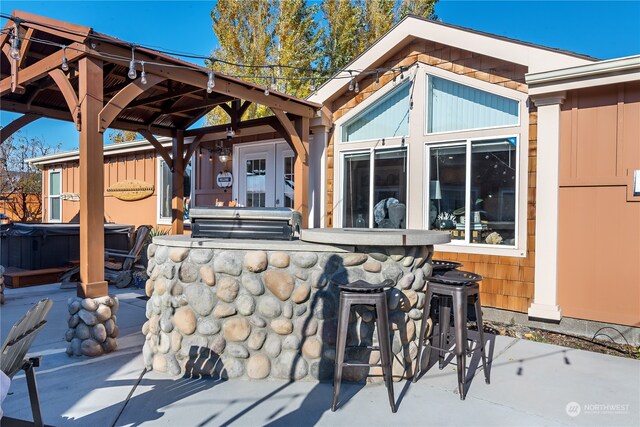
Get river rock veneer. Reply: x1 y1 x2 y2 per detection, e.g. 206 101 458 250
143 241 435 381
66 295 119 357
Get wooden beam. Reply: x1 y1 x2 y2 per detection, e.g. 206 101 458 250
48 69 80 130
164 95 235 115
238 100 252 119
16 10 92 42
77 56 107 298
17 27 34 68
127 87 203 108
182 134 204 164
271 108 308 164
184 115 279 137
0 42 86 96
0 113 40 144
98 74 166 132
109 119 174 137
138 128 173 169
171 130 185 235
293 117 310 228
218 103 233 118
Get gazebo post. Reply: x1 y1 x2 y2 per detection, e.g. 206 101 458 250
171 129 185 234
78 57 107 298
294 117 310 228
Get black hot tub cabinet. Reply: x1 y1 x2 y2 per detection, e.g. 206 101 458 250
143 228 450 381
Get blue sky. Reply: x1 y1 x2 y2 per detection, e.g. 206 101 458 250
1 0 639 151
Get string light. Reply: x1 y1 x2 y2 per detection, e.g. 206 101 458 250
310 78 316 92
9 22 21 60
354 80 360 93
271 67 277 91
140 61 147 85
375 70 380 86
348 72 354 91
206 70 215 93
128 45 137 79
61 46 69 71
264 85 270 96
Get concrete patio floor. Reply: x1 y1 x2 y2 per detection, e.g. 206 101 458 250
1 283 638 426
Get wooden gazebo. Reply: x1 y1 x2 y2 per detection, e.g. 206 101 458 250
0 11 320 299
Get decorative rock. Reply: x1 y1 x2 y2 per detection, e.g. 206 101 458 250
179 262 199 283
145 279 154 297
109 324 120 338
309 270 329 289
269 252 290 268
402 290 418 309
226 343 250 359
92 324 107 342
411 269 425 291
263 271 295 301
190 248 213 264
363 261 382 273
81 298 98 311
147 243 157 258
247 354 271 379
244 251 268 273
402 256 415 268
382 263 403 283
171 282 183 296
96 305 112 322
68 314 80 328
78 309 98 326
257 296 282 318
294 269 308 281
161 264 175 280
422 263 433 279
294 317 318 336
408 308 423 320
416 292 426 310
169 247 189 263
223 318 251 342
271 319 293 335
68 300 81 315
387 288 402 311
154 277 168 296
388 246 406 261
174 307 197 335
247 329 268 350
200 265 215 286
236 294 256 316
292 252 318 268
197 318 221 335
213 303 237 318
185 284 216 316
302 337 322 358
216 277 240 303
242 274 264 296
148 315 160 334
283 301 293 319
153 354 167 372
264 334 282 358
69 338 82 356
291 284 311 303
398 273 415 290
154 245 168 264
81 339 104 357
171 330 182 352
282 335 301 350
180 334 208 358
249 314 267 328
294 304 308 316
312 291 336 319
342 253 368 266
210 335 226 354
272 351 308 380
214 251 243 276
158 331 171 353
102 337 118 353
65 328 75 342
220 356 244 378
75 323 91 340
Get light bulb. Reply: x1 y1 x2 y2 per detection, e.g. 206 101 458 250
219 153 230 163
375 71 380 86
348 78 354 91
207 70 215 93
61 48 69 72
9 25 21 61
310 78 316 92
140 62 147 84
264 86 269 96
128 60 137 79
354 80 359 93
9 46 20 61
271 76 277 91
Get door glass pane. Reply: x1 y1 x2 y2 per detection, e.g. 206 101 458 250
246 158 266 207
470 138 517 245
343 152 370 227
283 155 294 208
373 148 407 229
160 161 172 219
429 145 466 241
50 197 61 221
49 171 61 196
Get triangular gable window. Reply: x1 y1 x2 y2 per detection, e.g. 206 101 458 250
427 76 519 133
342 81 411 142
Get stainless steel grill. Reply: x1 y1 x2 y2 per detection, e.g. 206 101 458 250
190 207 302 240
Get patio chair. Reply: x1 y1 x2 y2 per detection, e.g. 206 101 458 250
60 225 151 288
0 298 53 427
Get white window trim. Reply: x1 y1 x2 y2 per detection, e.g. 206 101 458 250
424 66 523 136
335 65 419 145
336 143 410 228
156 157 172 225
47 169 62 223
424 133 527 258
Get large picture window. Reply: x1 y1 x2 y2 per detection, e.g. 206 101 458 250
427 75 519 133
343 147 407 229
158 160 192 223
48 170 61 222
428 137 517 246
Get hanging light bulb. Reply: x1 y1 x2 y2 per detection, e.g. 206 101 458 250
140 61 147 85
400 67 405 80
127 46 137 79
9 24 21 61
209 153 213 162
354 80 360 93
206 70 215 93
375 70 380 87
226 128 235 139
264 86 270 96
348 72 354 91
271 75 277 91
310 78 316 92
61 46 69 72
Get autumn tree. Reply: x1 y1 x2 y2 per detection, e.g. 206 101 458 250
108 130 139 144
0 132 60 222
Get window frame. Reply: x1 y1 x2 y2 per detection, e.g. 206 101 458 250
47 169 62 223
156 158 173 225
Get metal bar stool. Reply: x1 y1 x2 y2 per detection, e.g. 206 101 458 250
413 271 490 400
332 279 396 413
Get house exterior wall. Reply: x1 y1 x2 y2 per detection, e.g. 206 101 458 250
325 40 536 313
41 151 159 228
557 82 640 326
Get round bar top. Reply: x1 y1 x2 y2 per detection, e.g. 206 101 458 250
300 228 451 246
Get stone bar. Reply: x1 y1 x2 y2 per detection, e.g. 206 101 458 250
143 229 450 381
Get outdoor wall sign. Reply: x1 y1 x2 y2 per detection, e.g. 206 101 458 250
106 180 154 201
61 192 80 201
216 171 233 188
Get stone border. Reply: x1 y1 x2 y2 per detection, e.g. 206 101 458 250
66 295 120 357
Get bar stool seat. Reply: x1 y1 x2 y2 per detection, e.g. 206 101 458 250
413 278 490 400
332 279 396 413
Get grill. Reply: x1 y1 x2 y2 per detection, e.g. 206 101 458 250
190 207 302 240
